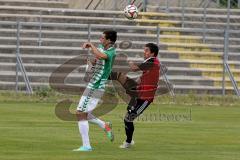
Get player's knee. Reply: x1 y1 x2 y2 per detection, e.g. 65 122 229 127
76 111 87 121
124 118 129 125
124 112 137 122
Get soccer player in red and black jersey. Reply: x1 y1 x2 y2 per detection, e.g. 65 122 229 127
110 43 161 148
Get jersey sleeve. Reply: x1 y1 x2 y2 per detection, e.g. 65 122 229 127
97 44 116 61
103 49 115 61
138 57 154 71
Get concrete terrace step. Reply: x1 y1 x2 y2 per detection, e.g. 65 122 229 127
0 69 239 88
1 20 240 38
0 80 89 88
0 0 68 8
159 58 240 68
1 12 239 29
0 80 88 91
183 21 240 30
1 28 240 46
0 80 236 95
139 12 240 26
0 59 142 73
168 75 240 81
0 13 180 26
0 53 76 64
1 55 233 70
0 5 124 17
168 75 240 86
174 85 236 94
0 28 206 40
0 45 240 64
1 54 240 78
0 28 234 43
0 44 88 55
0 5 239 25
2 59 239 74
140 12 240 21
0 37 147 48
138 19 240 29
0 70 84 83
0 37 239 52
147 5 240 15
1 62 238 83
167 67 240 77
161 42 239 52
138 19 240 30
0 29 197 42
159 50 240 61
0 44 240 63
0 62 87 73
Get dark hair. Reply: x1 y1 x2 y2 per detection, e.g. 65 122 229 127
145 43 159 57
103 30 117 44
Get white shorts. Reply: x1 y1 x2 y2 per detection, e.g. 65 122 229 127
77 88 104 112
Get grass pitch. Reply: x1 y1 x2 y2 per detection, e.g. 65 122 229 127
0 101 240 160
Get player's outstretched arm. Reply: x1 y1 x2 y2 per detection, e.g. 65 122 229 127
82 42 108 59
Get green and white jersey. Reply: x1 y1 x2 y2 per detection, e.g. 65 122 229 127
87 44 116 90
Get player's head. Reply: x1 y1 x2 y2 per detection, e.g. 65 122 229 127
100 30 117 46
144 43 159 59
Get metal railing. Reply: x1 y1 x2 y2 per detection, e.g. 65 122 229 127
225 63 240 96
147 0 239 45
38 11 43 46
222 29 240 97
15 21 33 94
217 0 240 8
156 25 175 97
94 0 103 10
86 0 94 9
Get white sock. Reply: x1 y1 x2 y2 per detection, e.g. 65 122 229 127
78 120 91 147
88 113 105 129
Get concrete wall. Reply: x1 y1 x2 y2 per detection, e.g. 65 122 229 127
64 0 141 10
64 0 218 10
64 0 85 9
147 0 217 7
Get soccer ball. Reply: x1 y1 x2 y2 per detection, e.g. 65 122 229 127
124 5 138 20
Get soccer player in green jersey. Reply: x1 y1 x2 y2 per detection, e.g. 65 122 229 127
73 30 117 152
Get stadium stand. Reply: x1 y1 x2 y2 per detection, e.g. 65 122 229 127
0 0 239 94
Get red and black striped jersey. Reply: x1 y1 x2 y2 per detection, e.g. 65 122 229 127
137 57 160 102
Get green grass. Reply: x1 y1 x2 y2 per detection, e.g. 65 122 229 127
0 101 240 160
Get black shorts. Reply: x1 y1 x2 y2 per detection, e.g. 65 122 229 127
125 98 152 122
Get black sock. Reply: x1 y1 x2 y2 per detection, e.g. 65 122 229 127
124 119 134 143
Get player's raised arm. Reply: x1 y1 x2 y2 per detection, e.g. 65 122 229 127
82 42 108 59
